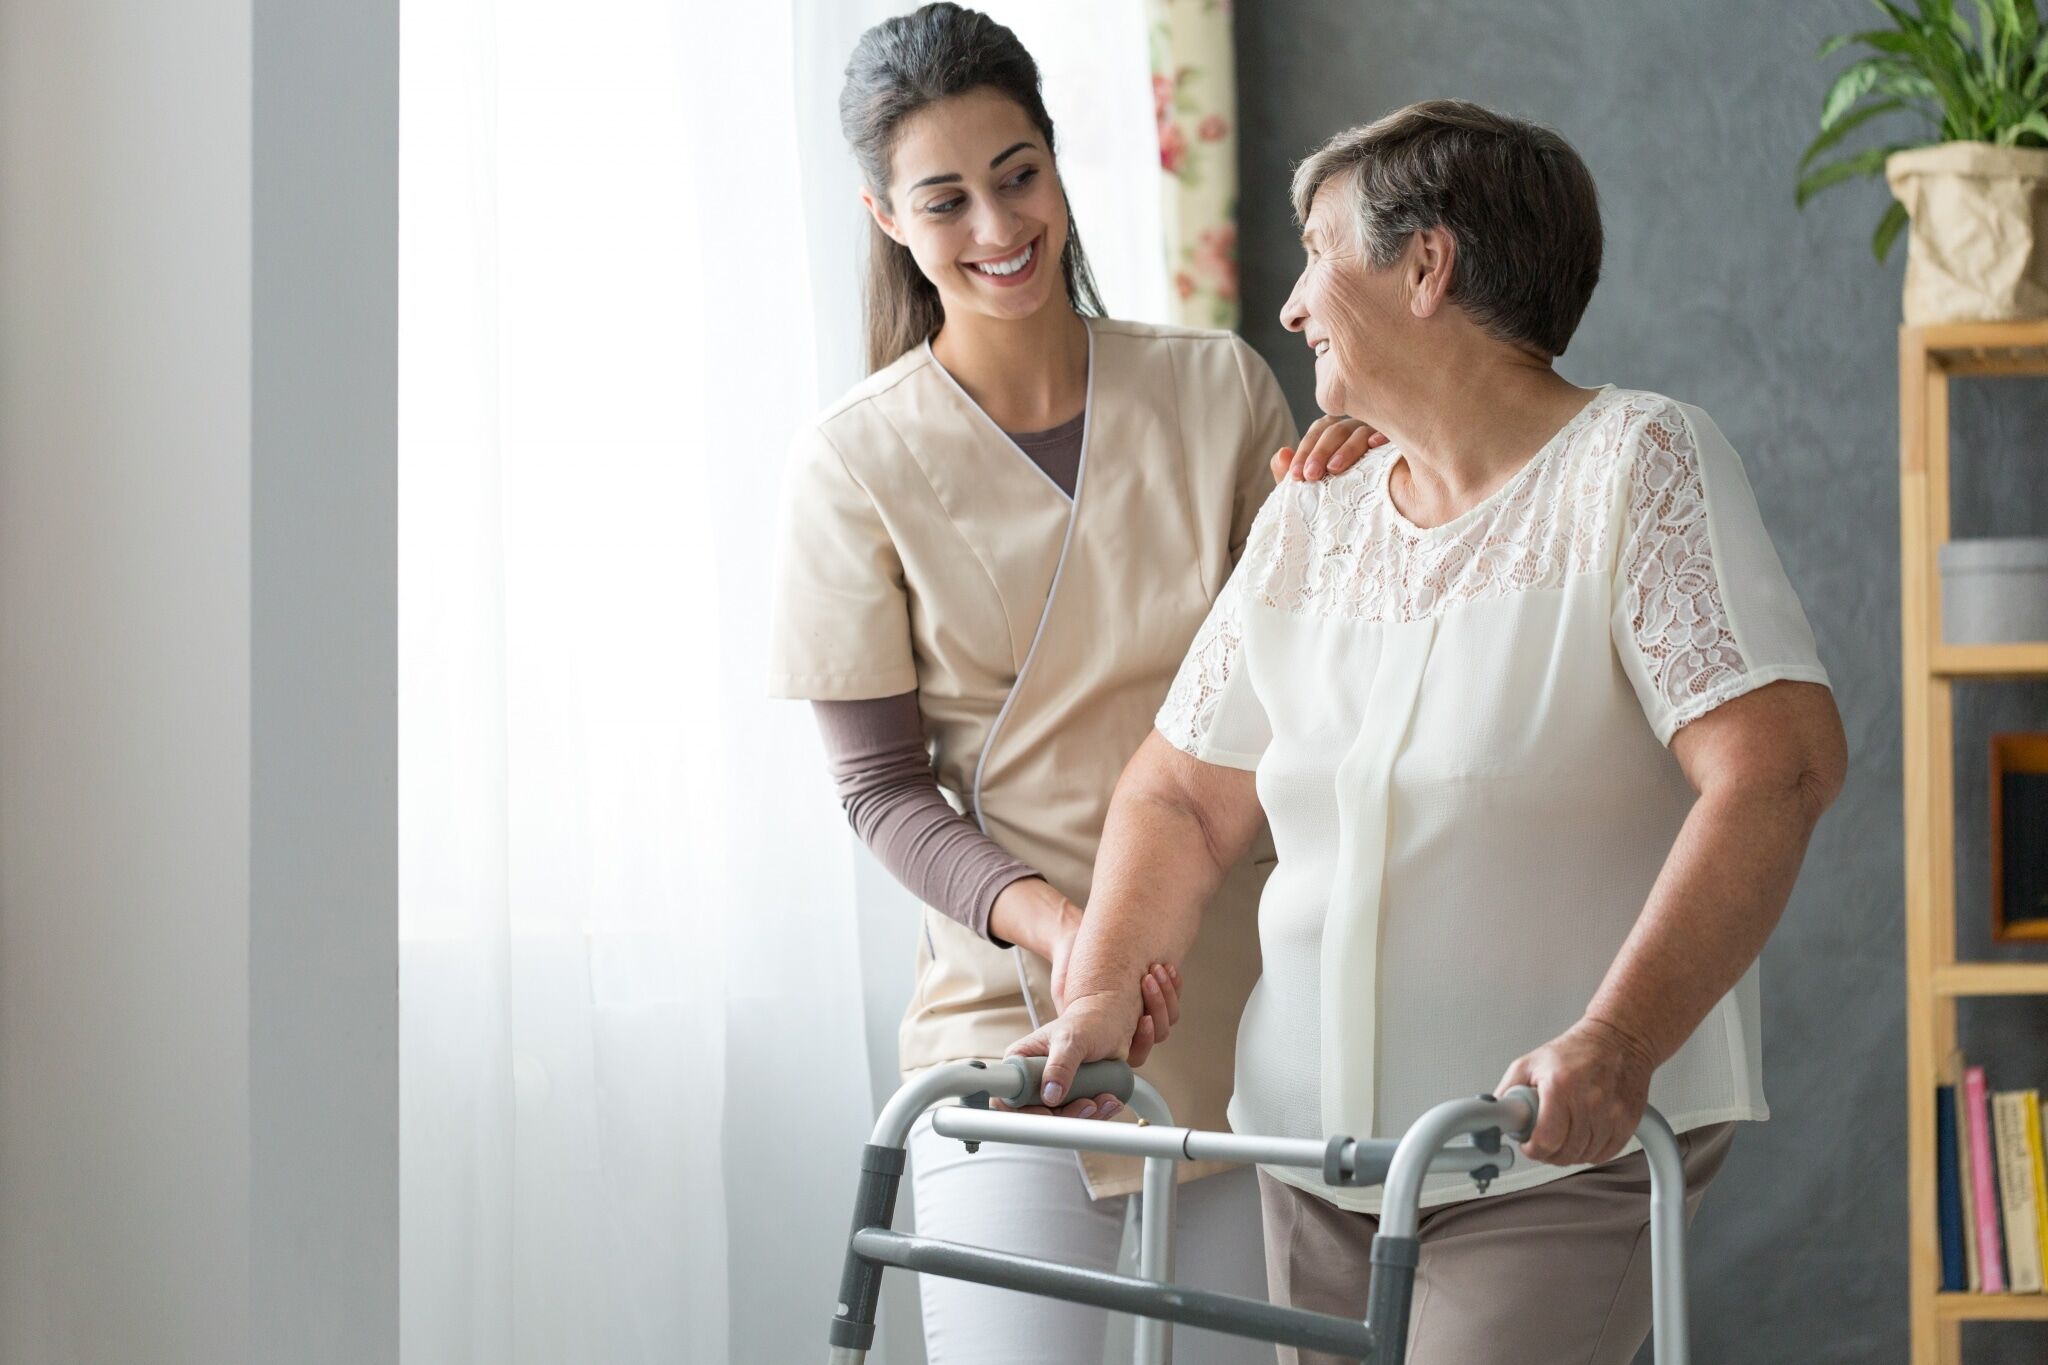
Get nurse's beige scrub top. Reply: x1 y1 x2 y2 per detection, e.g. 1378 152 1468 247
1157 388 1832 1213
768 317 1296 1197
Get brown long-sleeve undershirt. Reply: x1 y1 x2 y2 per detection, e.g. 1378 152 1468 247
811 692 1040 943
810 411 1084 944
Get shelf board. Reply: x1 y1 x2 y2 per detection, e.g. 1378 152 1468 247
1932 964 2048 996
1916 320 2048 375
1930 642 2048 679
1935 1292 2048 1321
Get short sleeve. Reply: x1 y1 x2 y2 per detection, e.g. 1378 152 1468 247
1229 338 1301 556
765 423 919 700
1155 548 1272 770
1610 401 1832 744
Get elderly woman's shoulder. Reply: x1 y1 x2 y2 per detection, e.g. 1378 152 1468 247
1250 442 1387 528
1580 388 1726 469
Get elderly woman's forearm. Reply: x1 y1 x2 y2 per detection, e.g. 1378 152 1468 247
1061 736 1263 1004
1584 774 1832 1068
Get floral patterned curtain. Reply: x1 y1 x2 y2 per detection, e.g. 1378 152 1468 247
1149 0 1239 329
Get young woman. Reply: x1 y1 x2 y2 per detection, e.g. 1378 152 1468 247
767 6 1373 1361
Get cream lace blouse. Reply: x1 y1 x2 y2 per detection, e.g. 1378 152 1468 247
1156 387 1831 1211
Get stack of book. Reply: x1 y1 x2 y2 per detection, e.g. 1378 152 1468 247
1937 1052 2048 1293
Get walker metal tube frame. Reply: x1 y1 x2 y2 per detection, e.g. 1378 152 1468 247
825 1057 1690 1365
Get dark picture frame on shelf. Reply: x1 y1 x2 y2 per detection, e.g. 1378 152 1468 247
1991 733 2048 942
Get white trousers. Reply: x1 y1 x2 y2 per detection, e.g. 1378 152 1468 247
907 1110 1270 1365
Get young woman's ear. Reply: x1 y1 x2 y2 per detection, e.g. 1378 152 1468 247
861 188 907 247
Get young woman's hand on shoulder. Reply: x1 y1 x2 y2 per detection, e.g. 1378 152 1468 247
1270 414 1386 484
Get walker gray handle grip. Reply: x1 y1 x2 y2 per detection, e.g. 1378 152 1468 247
1498 1085 1540 1143
985 1056 1135 1106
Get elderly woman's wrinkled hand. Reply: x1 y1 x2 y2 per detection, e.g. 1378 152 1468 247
1270 415 1386 484
1004 986 1141 1117
998 966 1180 1121
1494 1017 1658 1167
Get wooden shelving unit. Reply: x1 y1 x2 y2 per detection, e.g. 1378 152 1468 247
1902 321 2048 1364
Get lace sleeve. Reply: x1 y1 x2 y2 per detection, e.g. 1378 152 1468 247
1156 501 1276 769
1612 401 1829 742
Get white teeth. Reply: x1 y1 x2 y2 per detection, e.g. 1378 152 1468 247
972 242 1033 277
1314 340 1331 356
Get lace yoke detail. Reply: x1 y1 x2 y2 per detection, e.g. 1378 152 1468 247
1157 390 1758 750
1242 395 1753 716
1246 393 1630 624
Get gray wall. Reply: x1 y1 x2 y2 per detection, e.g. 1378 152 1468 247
0 2 400 1362
1235 3 2048 1362
0 3 253 1360
250 2 400 1362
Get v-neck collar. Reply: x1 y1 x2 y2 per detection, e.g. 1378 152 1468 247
923 319 1096 504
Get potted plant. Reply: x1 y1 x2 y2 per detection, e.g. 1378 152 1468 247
1798 0 2048 322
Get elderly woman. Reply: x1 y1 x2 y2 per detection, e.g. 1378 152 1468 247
1011 100 1847 1365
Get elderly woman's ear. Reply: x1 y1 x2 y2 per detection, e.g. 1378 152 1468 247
1271 414 1389 483
1405 226 1458 319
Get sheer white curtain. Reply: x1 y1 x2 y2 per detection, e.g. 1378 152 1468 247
399 3 1161 1363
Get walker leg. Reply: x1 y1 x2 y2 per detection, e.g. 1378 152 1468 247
1129 1078 1179 1365
1363 1234 1417 1364
1133 1154 1177 1365
825 1143 907 1364
1637 1109 1689 1365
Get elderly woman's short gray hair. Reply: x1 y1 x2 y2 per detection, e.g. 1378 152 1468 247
1291 99 1602 358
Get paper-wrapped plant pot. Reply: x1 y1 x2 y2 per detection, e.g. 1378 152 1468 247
1887 143 2048 324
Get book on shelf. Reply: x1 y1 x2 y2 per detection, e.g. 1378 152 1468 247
1938 1082 1967 1291
1993 1091 2042 1291
2029 1097 2048 1288
1935 1054 2048 1294
1965 1066 2008 1292
1945 1051 1982 1290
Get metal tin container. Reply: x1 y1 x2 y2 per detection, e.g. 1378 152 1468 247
1939 537 2048 643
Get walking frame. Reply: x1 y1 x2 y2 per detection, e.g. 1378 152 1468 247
826 1057 1692 1364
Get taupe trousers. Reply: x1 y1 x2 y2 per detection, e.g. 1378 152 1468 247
1257 1122 1737 1365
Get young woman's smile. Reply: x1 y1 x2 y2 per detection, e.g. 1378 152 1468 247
961 232 1042 288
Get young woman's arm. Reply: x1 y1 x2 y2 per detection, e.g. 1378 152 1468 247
814 694 1181 1069
814 692 1047 946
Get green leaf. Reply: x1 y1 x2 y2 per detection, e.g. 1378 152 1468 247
1872 200 1912 259
2026 29 2048 97
1796 144 1905 206
1875 70 1944 107
1801 97 1912 167
2000 109 2048 142
1941 0 1975 43
1820 57 1893 128
1821 27 1919 57
1972 0 2001 63
1817 0 2048 154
